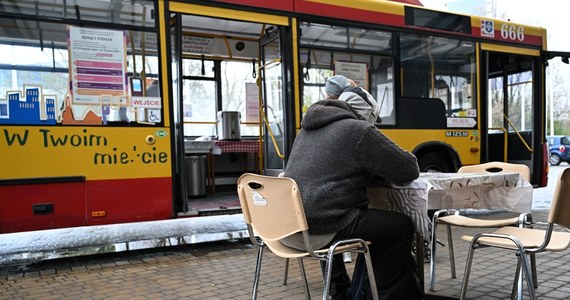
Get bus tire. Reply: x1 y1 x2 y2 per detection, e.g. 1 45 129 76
418 153 452 173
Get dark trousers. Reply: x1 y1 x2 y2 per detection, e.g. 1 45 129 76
325 209 424 300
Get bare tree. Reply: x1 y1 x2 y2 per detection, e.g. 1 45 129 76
547 61 570 135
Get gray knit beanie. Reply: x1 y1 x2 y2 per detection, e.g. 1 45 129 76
325 75 352 98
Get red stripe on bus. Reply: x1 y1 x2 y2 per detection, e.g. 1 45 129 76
294 1 405 26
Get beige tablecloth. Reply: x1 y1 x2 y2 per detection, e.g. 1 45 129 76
368 172 533 240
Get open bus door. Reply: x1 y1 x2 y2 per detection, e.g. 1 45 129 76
168 12 187 213
481 45 545 186
259 26 295 176
164 3 293 216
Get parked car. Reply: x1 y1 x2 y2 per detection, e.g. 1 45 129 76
547 135 570 165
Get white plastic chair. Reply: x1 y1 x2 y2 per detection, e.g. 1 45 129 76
237 173 378 300
429 162 533 291
460 167 570 299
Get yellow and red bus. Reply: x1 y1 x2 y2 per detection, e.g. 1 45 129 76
0 0 563 233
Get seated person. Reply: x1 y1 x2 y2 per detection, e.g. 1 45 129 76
284 84 423 299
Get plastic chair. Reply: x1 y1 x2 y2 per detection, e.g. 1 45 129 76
429 161 533 291
237 173 379 300
459 167 570 300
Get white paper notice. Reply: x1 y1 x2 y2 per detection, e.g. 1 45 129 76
69 27 127 105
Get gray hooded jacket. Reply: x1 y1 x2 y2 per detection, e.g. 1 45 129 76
284 100 419 234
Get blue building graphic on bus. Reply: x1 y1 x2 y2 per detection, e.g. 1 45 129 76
0 86 57 125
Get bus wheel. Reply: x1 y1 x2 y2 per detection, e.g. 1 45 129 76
418 153 451 173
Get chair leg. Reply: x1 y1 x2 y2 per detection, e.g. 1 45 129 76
446 225 456 279
459 241 476 300
519 252 536 300
511 251 537 300
362 249 379 300
521 214 538 290
282 258 289 285
252 245 265 300
429 219 439 291
530 253 538 288
322 252 335 300
284 257 310 300
514 252 538 291
430 210 452 291
297 258 311 300
511 258 522 300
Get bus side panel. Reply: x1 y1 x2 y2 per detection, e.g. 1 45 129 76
0 125 173 233
0 181 86 233
85 177 172 226
0 177 172 233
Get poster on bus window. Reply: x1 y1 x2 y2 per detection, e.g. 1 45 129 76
245 83 259 122
68 27 127 106
334 61 369 91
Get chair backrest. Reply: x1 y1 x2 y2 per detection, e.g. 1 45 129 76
458 161 530 182
548 167 570 228
237 173 308 242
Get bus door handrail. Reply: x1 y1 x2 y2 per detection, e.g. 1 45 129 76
504 114 534 152
258 58 282 70
259 107 285 160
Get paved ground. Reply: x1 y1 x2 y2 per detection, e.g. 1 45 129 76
1 210 570 299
